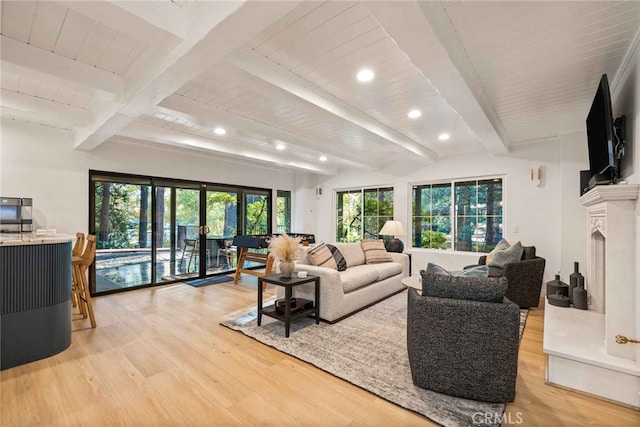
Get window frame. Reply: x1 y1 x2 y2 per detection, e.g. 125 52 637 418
335 185 394 242
409 176 505 254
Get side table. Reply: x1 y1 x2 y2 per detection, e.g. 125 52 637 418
257 273 320 338
401 275 421 291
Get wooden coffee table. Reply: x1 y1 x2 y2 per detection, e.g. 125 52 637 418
257 273 320 338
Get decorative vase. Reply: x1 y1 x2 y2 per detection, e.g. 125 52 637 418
546 274 569 300
573 282 588 310
548 289 570 307
569 262 584 305
279 260 295 278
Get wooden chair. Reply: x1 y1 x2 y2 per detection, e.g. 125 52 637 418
72 234 97 328
70 233 85 308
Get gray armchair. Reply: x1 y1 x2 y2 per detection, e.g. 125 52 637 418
407 273 521 403
477 246 546 308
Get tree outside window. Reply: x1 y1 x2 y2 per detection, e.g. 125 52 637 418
337 187 394 242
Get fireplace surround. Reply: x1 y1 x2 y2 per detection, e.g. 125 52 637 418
544 184 639 408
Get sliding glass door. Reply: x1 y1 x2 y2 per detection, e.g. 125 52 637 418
204 187 238 274
90 171 272 295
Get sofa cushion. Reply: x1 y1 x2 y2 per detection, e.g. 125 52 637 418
373 262 403 281
307 242 338 270
489 241 523 268
327 244 347 272
420 271 508 303
335 242 366 267
361 240 392 264
426 262 489 278
340 265 380 293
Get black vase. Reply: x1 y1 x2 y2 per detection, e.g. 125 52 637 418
573 283 588 310
546 274 569 299
569 262 584 304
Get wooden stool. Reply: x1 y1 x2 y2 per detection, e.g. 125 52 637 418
72 234 96 328
70 232 85 308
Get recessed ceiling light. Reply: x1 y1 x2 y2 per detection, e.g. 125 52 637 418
438 133 450 141
214 127 226 135
408 109 422 119
356 69 374 82
319 155 327 162
276 143 285 151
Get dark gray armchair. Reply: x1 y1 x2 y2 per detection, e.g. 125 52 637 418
477 246 546 308
407 273 521 403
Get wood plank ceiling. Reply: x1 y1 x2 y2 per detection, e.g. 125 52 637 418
1 1 639 175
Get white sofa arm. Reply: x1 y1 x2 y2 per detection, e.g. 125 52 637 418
388 252 410 277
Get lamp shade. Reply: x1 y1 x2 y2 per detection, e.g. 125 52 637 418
379 220 406 236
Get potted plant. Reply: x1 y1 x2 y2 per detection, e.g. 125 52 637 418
268 232 301 278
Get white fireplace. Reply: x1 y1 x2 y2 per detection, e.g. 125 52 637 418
544 184 640 408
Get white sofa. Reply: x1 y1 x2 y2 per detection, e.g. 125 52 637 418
276 242 409 322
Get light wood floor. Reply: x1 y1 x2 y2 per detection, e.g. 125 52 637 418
2 277 639 426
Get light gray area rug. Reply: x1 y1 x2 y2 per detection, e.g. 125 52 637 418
221 291 528 427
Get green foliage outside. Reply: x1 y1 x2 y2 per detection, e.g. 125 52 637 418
96 182 142 249
421 230 448 249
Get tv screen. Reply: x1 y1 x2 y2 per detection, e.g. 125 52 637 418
586 74 615 177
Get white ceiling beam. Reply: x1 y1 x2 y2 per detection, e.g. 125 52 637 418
120 121 338 176
1 89 92 127
57 1 183 47
364 1 509 155
158 94 375 171
227 48 438 162
1 36 124 96
73 1 303 152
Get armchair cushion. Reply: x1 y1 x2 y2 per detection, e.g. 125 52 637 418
420 271 508 303
427 262 488 278
486 238 510 264
488 241 523 268
522 245 536 260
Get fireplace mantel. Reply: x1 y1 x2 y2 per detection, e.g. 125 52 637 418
580 183 639 206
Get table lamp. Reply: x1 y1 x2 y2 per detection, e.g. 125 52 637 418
379 220 406 253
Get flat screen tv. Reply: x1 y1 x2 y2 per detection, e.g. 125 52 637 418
586 74 616 178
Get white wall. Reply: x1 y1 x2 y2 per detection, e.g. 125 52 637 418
610 34 640 362
312 142 566 281
0 120 296 235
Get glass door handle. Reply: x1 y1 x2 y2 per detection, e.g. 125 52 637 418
199 225 210 235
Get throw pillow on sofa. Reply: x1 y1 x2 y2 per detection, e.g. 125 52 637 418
326 244 347 271
489 241 523 268
420 270 508 303
426 262 489 278
307 242 338 270
360 240 392 264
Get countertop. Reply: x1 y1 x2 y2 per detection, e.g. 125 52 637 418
0 233 74 246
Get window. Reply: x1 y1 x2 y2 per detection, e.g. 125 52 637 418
276 190 291 233
244 190 270 235
412 178 503 253
336 187 393 242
